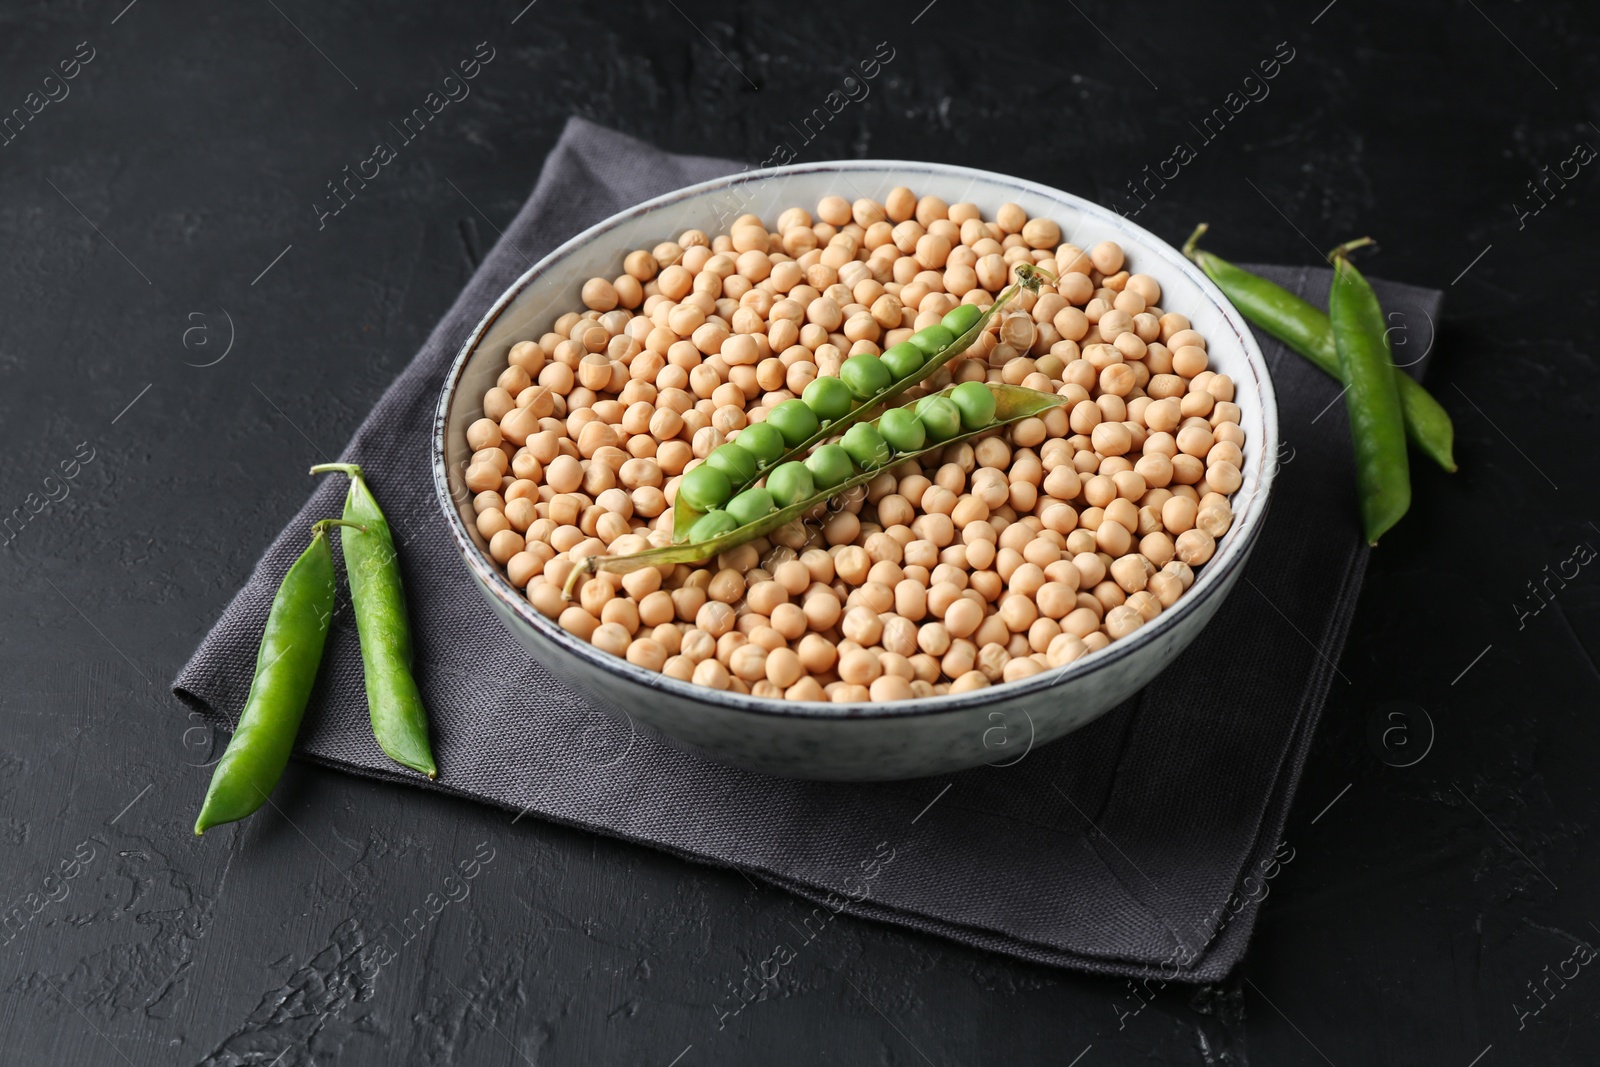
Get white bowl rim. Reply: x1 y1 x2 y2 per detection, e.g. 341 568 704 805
433 158 1279 722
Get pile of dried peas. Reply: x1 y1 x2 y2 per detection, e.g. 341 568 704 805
464 191 1246 703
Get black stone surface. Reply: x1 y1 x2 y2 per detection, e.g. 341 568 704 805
1 1 1596 1063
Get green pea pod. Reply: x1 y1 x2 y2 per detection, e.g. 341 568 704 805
567 383 1069 594
1183 224 1455 472
310 463 438 778
670 265 1055 542
195 519 357 834
1328 240 1411 545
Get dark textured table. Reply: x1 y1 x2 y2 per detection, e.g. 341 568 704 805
3 1 1596 1063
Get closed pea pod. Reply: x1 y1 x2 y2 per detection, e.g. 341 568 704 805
1326 240 1411 544
194 519 360 833
310 464 438 777
1183 224 1455 472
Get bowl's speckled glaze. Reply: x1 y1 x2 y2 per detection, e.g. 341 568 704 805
433 161 1278 780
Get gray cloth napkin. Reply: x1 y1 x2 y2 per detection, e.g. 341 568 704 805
175 116 1442 981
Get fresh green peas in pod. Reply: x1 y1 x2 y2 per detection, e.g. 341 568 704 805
765 461 814 507
766 398 820 447
309 466 435 779
726 487 777 526
802 375 855 423
840 353 893 400
909 325 956 363
949 380 997 430
678 463 733 511
706 443 759 483
688 508 739 542
841 422 892 470
881 341 925 381
917 394 963 442
735 420 786 465
941 303 983 336
878 406 927 453
806 443 855 490
194 519 349 833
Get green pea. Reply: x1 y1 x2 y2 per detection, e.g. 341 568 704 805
678 463 732 511
766 399 820 447
878 407 926 454
688 509 739 543
909 325 956 362
705 443 758 483
841 423 891 470
765 461 814 507
726 487 776 527
949 380 997 430
941 303 982 336
839 353 892 400
917 395 962 442
805 443 855 490
735 421 785 465
881 342 924 382
802 375 854 423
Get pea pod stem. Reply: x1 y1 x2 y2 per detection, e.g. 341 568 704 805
1182 223 1456 472
194 519 343 835
1328 239 1412 545
670 265 1054 541
313 518 368 536
566 383 1069 598
310 463 439 779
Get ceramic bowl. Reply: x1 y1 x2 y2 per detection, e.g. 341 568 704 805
434 160 1278 781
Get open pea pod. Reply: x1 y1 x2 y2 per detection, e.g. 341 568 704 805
564 383 1068 597
670 264 1054 542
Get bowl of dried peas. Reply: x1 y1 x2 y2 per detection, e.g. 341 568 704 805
433 161 1279 780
